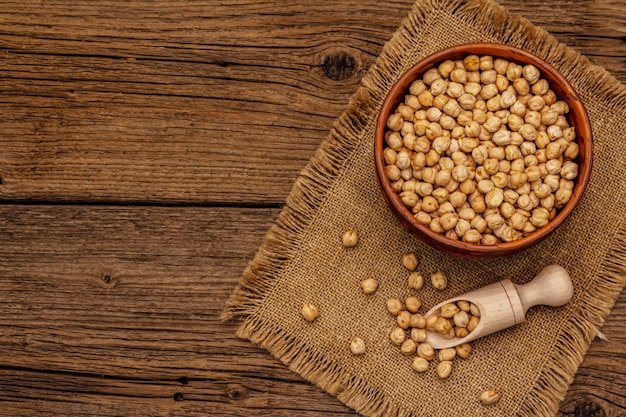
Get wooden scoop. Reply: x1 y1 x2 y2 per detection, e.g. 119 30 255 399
424 264 574 349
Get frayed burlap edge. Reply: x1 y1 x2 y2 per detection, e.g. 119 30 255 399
223 0 626 416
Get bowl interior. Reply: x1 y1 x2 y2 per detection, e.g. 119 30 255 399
374 43 593 258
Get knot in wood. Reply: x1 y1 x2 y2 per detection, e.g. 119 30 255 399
227 384 247 400
323 51 356 81
98 273 119 288
574 401 605 417
91 271 120 289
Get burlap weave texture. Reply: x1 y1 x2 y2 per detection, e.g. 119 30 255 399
225 0 626 416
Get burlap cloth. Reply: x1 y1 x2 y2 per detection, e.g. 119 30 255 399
224 0 626 415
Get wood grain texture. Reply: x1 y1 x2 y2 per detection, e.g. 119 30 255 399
0 206 624 416
0 0 624 416
0 0 624 204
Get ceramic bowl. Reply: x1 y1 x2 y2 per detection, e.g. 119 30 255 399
374 43 593 259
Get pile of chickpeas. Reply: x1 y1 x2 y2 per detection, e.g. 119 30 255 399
385 252 476 379
382 54 579 244
303 233 500 404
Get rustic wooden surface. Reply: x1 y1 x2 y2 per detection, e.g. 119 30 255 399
0 1 624 416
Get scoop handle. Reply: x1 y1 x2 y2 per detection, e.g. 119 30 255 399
516 264 574 315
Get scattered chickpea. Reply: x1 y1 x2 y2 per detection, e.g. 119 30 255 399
410 314 427 329
437 360 453 379
417 342 435 360
390 327 406 345
360 278 379 295
411 327 427 343
350 337 366 355
402 252 419 271
439 348 457 361
301 303 320 322
480 389 500 405
405 296 422 313
412 356 430 372
408 272 425 290
400 339 418 355
386 298 404 315
455 343 472 359
431 271 448 290
426 314 439 330
397 311 412 329
342 230 359 247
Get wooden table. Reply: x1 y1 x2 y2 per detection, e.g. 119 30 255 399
1 1 624 416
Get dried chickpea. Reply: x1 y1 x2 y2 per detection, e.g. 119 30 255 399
469 303 481 317
464 55 480 71
423 68 441 85
480 55 494 71
360 278 379 295
532 79 550 95
410 328 427 345
421 196 439 213
467 315 480 333
456 326 469 338
350 337 366 355
561 161 578 180
409 80 427 96
480 389 500 405
456 300 470 312
386 113 403 131
400 339 417 355
390 327 406 345
415 211 431 225
412 356 430 372
439 212 459 231
450 68 468 84
455 218 472 238
410 314 427 330
471 216 488 233
417 342 435 360
408 272 425 290
495 74 509 92
437 360 453 379
481 234 498 245
400 191 419 207
433 317 453 336
429 218 444 234
431 271 448 290
439 348 457 362
455 342 472 359
342 230 359 247
386 299 404 315
440 302 460 318
397 311 412 329
405 296 422 313
451 311 469 331
301 303 320 322
402 252 419 271
426 314 439 331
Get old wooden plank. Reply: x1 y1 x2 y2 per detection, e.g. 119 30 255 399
0 0 623 204
0 205 623 416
